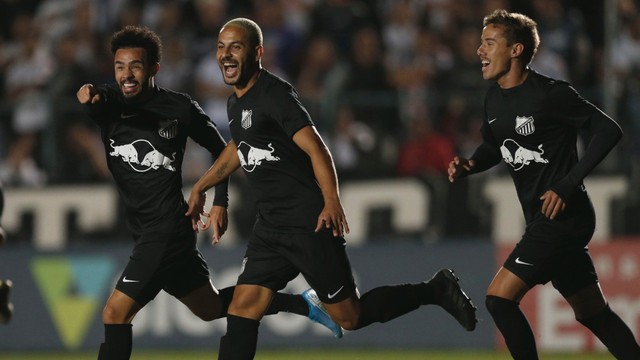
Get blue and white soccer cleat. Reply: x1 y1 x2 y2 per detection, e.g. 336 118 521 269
302 288 343 338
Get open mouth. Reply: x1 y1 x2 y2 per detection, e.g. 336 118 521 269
223 61 239 78
481 59 490 71
121 81 139 94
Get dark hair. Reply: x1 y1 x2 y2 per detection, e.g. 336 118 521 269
483 9 540 67
223 18 263 48
110 25 162 64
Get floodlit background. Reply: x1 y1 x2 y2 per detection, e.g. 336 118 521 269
0 0 638 358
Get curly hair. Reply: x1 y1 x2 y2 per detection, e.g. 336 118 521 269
483 9 540 67
110 25 163 65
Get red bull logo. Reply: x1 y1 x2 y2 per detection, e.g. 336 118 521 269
236 141 280 172
500 139 549 171
109 139 176 172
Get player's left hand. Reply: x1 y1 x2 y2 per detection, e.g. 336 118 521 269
315 199 350 237
540 190 566 220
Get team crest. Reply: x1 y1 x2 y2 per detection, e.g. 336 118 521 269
515 116 535 136
158 119 178 139
241 109 252 129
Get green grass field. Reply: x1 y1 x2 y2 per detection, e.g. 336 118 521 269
0 349 615 360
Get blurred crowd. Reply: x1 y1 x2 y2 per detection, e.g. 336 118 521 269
0 0 637 189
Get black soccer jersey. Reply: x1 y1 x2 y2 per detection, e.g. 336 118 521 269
227 70 324 232
88 84 228 234
471 70 621 224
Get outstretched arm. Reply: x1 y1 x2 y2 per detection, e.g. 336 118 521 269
186 140 240 244
292 125 349 237
448 156 476 183
76 84 102 105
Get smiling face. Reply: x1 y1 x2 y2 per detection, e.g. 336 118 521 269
477 23 530 89
114 47 157 102
217 24 262 94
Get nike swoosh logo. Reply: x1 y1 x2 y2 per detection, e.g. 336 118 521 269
120 113 136 119
488 118 497 124
327 286 344 299
515 257 534 266
122 276 140 283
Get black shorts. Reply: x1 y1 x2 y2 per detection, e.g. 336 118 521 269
115 221 210 306
504 214 598 298
237 225 356 304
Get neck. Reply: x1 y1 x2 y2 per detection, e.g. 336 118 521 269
497 67 529 89
234 68 262 98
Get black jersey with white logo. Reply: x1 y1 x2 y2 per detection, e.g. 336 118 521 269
227 70 323 232
473 70 621 223
88 84 227 234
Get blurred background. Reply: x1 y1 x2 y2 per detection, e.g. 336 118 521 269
0 0 639 356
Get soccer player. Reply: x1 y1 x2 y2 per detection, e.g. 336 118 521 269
76 25 341 360
186 18 477 359
0 183 13 325
448 9 640 359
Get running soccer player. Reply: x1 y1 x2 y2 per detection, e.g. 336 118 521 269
187 18 477 360
448 9 640 359
77 25 341 360
0 183 12 325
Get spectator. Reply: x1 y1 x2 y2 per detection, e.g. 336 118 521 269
0 25 53 187
323 104 376 178
397 106 454 177
295 35 347 130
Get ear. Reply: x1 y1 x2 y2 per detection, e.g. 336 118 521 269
151 63 160 76
255 45 263 62
511 43 524 58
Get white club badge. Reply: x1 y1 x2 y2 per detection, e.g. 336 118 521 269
515 116 535 136
241 109 252 129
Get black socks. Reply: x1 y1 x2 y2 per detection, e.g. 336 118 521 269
267 293 308 316
578 305 640 359
354 284 421 329
218 314 259 360
97 324 133 360
218 286 309 317
485 295 538 360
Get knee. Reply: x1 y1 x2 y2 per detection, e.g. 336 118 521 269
334 316 359 331
576 304 611 325
191 308 219 322
102 303 128 324
485 295 514 316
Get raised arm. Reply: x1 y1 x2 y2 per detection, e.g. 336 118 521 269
76 83 102 104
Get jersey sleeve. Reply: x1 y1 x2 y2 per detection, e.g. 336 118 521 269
466 99 502 177
547 83 623 200
186 99 229 207
547 82 595 128
269 83 314 137
84 84 118 126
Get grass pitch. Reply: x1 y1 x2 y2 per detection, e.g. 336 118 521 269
0 349 614 360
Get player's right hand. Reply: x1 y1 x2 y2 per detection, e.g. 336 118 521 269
186 190 206 232
76 84 101 104
448 156 475 183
